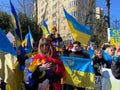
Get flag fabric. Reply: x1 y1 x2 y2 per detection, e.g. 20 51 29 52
28 54 65 89
0 28 16 56
61 56 95 89
63 8 91 46
18 45 26 59
0 28 18 90
22 26 34 54
10 0 22 41
41 21 50 37
54 42 62 52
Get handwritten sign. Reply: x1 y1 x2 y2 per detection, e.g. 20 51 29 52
109 29 120 45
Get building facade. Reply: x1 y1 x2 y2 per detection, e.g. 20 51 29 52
96 7 104 19
33 0 96 43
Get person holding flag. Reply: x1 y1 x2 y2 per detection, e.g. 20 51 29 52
10 0 22 41
47 25 63 54
0 28 17 90
27 37 65 90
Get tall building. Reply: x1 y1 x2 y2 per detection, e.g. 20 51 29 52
33 0 96 43
96 7 104 19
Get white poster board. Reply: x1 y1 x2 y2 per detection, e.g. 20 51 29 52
6 31 15 43
102 68 120 90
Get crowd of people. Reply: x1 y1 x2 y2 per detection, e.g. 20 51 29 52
0 25 120 90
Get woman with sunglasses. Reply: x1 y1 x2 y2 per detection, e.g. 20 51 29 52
27 37 65 90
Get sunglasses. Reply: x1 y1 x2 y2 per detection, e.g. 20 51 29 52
41 43 49 47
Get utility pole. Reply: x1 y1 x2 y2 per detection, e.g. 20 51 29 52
106 0 110 28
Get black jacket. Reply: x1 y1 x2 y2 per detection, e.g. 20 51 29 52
92 57 108 76
111 57 120 79
63 50 90 58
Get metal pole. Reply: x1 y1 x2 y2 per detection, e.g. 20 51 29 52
35 0 38 31
106 0 110 28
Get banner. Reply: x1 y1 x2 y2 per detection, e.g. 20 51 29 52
102 68 120 90
61 56 95 89
6 31 15 44
108 29 120 45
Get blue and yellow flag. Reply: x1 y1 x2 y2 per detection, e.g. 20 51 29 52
0 28 18 90
0 28 16 56
41 21 50 37
63 8 91 46
10 0 22 41
22 26 34 54
61 56 95 89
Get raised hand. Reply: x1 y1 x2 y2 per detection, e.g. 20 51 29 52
39 62 52 71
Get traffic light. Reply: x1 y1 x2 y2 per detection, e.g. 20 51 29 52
104 15 108 22
104 15 110 27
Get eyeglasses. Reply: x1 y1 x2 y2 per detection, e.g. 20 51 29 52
41 43 49 47
73 45 79 47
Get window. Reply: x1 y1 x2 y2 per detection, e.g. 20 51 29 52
52 3 57 9
71 11 81 17
41 1 44 6
78 12 81 17
52 21 56 25
45 18 48 22
52 12 57 17
41 8 44 12
64 26 66 30
41 15 43 19
69 1 80 7
81 3 85 9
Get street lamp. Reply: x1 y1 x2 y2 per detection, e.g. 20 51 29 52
106 0 110 28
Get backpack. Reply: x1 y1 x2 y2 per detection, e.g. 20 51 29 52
111 57 120 79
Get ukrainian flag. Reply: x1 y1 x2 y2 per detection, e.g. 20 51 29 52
63 8 91 46
10 0 22 41
22 26 34 54
61 56 95 89
41 21 50 37
0 28 18 90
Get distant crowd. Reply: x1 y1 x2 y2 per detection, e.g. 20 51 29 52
0 25 120 90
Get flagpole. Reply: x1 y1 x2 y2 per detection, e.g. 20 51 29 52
19 22 23 41
10 14 18 49
14 29 19 49
10 0 23 49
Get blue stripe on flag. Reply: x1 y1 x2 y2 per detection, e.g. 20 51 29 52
10 0 22 41
0 28 17 56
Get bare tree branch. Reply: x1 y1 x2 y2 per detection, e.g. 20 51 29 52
85 0 95 25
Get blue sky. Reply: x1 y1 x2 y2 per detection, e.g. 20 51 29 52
0 0 17 13
0 0 120 27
